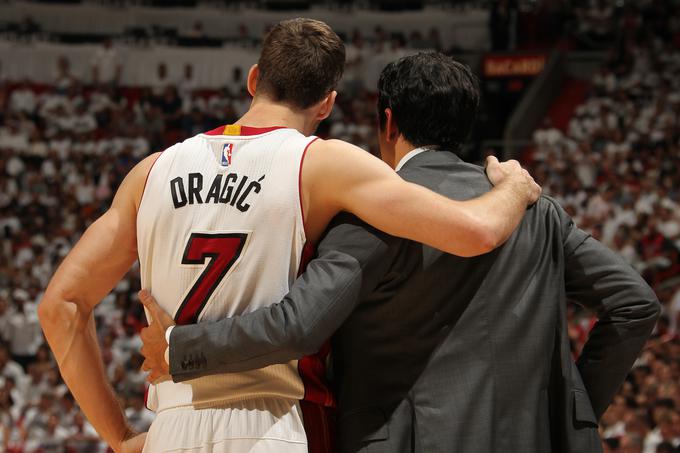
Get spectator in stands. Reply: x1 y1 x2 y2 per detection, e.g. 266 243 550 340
227 67 243 97
90 39 122 86
8 79 36 114
4 291 42 370
0 299 10 342
426 27 443 51
186 20 206 39
66 411 100 451
0 386 14 451
18 16 40 40
178 63 198 100
236 23 251 46
54 56 77 93
27 412 69 452
125 392 154 433
343 30 368 97
150 62 172 97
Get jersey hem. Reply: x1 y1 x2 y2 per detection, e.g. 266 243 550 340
153 393 305 414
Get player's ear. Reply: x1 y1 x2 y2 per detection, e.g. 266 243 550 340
246 64 259 97
316 91 337 121
384 108 399 143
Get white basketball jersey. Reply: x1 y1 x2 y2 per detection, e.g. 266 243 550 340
137 124 329 412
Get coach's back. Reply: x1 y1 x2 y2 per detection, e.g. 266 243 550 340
333 149 658 453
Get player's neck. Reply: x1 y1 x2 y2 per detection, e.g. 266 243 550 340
237 100 316 136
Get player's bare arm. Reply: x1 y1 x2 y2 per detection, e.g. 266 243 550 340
38 153 160 453
301 139 540 257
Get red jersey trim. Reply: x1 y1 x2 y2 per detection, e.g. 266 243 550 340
203 124 287 136
300 400 336 453
299 136 319 241
139 152 162 207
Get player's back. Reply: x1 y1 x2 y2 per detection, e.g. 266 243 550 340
137 124 317 414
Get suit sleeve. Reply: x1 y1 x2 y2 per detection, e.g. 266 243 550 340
549 197 661 419
168 213 397 382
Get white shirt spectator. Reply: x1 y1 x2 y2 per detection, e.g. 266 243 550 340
14 246 34 269
72 112 97 134
658 218 680 239
0 359 24 386
9 86 37 113
586 193 611 221
0 129 30 153
636 192 658 215
91 44 122 84
0 302 13 343
179 71 199 100
112 331 142 364
75 180 96 205
150 69 172 97
6 302 42 357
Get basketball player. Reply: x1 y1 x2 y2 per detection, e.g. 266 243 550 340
38 19 540 453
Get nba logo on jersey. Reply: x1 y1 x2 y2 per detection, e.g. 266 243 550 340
221 143 234 166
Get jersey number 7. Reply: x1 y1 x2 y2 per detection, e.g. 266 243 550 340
174 232 248 325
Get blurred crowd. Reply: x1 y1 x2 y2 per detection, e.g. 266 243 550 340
570 0 680 51
1 4 680 452
531 7 680 453
0 71 156 451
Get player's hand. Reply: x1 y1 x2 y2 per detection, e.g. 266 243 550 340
139 290 174 383
485 156 541 205
117 431 146 453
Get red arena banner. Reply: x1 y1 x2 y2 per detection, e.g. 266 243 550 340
483 54 547 78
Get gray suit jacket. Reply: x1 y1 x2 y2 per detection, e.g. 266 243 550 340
169 151 660 453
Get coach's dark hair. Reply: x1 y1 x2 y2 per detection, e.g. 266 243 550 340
377 52 479 152
257 18 345 110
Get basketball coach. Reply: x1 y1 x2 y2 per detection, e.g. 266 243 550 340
140 52 661 453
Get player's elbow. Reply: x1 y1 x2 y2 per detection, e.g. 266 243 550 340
461 216 502 257
38 294 61 333
38 290 86 336
478 229 503 255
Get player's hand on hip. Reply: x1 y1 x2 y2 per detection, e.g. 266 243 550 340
139 290 174 383
485 155 542 205
117 431 147 453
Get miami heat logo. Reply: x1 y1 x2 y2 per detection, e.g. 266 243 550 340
221 143 234 167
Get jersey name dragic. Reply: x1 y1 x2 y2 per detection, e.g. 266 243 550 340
169 171 262 211
137 125 318 412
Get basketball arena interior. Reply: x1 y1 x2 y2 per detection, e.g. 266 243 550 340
0 0 679 452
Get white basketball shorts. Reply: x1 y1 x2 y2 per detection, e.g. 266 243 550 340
143 397 308 453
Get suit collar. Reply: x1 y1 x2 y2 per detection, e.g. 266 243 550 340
397 149 464 172
395 147 435 172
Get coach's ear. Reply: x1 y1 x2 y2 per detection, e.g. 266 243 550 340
316 90 337 121
383 107 399 144
247 64 259 97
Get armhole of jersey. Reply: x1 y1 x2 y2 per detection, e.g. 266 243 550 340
138 152 163 212
298 136 319 241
